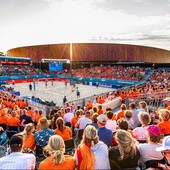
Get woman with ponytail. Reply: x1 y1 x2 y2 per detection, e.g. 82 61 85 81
74 125 110 170
21 123 36 151
55 117 72 141
39 135 75 170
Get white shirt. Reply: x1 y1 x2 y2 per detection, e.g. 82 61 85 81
105 120 117 132
76 116 92 129
138 143 163 163
91 141 111 170
64 112 74 124
0 152 35 170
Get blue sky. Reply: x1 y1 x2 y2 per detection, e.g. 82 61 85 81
0 0 170 53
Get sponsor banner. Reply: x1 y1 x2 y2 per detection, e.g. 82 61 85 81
0 61 30 65
91 82 122 89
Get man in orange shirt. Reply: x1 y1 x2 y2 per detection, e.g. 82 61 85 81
19 99 26 109
85 100 93 111
7 111 20 126
27 106 35 120
35 110 43 124
0 112 9 125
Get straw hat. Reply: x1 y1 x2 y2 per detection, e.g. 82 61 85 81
37 117 50 129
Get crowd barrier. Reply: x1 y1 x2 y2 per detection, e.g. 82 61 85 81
93 97 122 113
125 91 170 111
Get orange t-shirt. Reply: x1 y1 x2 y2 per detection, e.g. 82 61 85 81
39 155 75 170
35 114 43 123
55 126 72 141
157 121 170 135
0 115 8 125
11 102 16 109
19 101 26 109
116 110 125 120
23 133 36 150
98 109 103 115
27 110 35 119
70 116 80 127
7 117 20 126
167 105 170 111
86 103 93 110
111 115 117 121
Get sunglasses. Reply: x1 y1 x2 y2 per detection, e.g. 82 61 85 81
161 150 170 156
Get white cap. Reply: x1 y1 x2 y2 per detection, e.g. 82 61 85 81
156 135 170 152
163 97 170 101
97 114 107 124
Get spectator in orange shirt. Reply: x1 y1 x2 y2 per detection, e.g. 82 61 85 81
55 117 72 141
27 106 35 120
21 123 36 151
0 112 9 125
70 110 81 128
0 107 8 116
86 100 93 111
19 99 26 109
97 105 103 115
157 109 170 135
13 105 21 117
116 104 127 120
39 135 75 170
35 110 43 124
10 99 16 109
98 96 105 104
15 98 20 107
7 111 20 126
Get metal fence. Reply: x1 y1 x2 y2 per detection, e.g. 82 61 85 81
125 91 170 111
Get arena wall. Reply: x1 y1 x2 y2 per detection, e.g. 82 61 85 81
7 43 170 63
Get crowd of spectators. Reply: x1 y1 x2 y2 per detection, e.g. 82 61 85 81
1 86 170 169
0 64 43 76
62 65 150 81
1 64 170 169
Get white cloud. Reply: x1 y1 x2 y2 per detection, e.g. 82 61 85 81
0 0 170 53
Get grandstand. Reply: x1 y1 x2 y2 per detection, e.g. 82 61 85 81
1 43 170 169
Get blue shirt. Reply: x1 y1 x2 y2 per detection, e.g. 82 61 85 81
34 128 55 146
97 127 113 147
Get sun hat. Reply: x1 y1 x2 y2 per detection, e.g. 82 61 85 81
156 135 170 152
37 117 50 129
97 114 107 124
147 125 162 137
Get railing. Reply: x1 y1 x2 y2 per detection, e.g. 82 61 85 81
125 91 170 110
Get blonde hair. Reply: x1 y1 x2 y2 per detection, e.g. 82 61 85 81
22 123 35 139
138 111 151 125
139 101 148 112
82 125 99 147
158 109 170 121
43 135 65 165
115 129 137 160
38 117 50 129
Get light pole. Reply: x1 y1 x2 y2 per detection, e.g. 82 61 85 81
70 43 73 69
